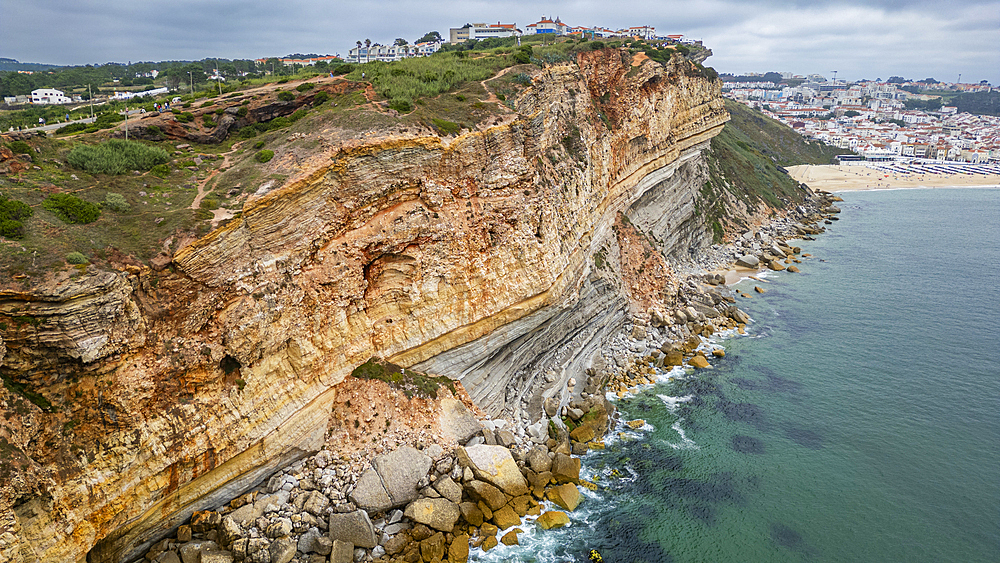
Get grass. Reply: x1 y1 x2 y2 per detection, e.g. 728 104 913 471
350 357 456 399
345 51 512 106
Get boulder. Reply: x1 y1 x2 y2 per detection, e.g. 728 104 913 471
383 535 408 556
349 468 392 512
768 260 786 271
374 446 432 507
492 504 521 529
190 511 221 533
300 490 329 516
569 425 594 443
433 476 464 503
420 533 446 563
458 502 484 526
754 286 767 294
500 529 521 545
537 511 570 530
689 355 710 369
735 255 760 269
548 484 581 511
448 534 470 563
550 453 580 484
328 510 378 548
457 445 529 497
265 518 292 538
787 265 800 273
329 540 353 563
440 398 483 443
267 538 295 563
297 529 331 555
155 552 181 563
526 446 552 473
218 516 243 549
481 535 498 552
179 541 219 563
496 429 518 449
464 480 507 511
403 498 461 532
690 302 720 319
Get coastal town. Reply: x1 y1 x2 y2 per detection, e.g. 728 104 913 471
723 74 1000 165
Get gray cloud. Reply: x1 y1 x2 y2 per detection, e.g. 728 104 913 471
1 0 997 84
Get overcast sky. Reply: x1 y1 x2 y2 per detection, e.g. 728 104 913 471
2 0 998 84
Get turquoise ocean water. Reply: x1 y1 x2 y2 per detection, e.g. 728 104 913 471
472 188 1000 563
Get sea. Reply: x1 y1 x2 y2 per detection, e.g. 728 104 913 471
470 187 1000 563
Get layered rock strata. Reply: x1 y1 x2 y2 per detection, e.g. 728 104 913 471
0 50 728 563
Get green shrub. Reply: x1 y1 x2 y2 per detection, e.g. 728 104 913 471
145 125 163 137
199 198 219 210
215 108 225 115
431 118 461 136
237 126 258 139
150 163 170 178
203 117 217 128
236 106 249 117
267 116 291 130
200 101 214 108
103 193 130 213
333 64 354 75
178 160 197 168
255 149 274 163
43 193 101 224
7 141 32 155
94 112 124 128
296 83 315 92
589 41 604 50
55 122 90 135
254 140 265 149
65 252 88 264
0 194 32 239
289 108 307 122
277 78 289 84
512 47 532 64
388 99 413 113
277 91 295 101
176 112 194 123
312 91 330 106
67 139 170 175
455 94 466 102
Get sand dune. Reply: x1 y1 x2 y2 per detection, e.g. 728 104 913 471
787 164 1000 192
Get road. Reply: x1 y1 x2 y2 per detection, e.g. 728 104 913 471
12 109 145 134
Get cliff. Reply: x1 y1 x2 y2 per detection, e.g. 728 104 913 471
0 49 728 563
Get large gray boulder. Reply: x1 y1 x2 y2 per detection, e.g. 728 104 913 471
374 446 432 506
404 498 461 532
457 444 529 497
735 255 760 269
350 468 393 512
328 510 379 548
439 398 483 443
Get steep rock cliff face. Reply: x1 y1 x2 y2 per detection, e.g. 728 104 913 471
0 50 726 563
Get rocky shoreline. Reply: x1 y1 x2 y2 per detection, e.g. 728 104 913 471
136 190 843 563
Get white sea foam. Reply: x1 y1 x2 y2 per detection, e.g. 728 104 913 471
666 420 699 450
657 393 693 412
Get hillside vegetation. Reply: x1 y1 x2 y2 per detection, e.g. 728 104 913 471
697 99 851 240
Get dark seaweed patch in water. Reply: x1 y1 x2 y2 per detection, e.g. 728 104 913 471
771 522 808 553
731 377 761 390
592 508 673 563
785 426 824 449
677 376 724 397
663 475 745 506
687 503 716 525
717 400 768 430
731 434 766 454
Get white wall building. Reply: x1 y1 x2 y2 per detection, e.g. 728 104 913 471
347 41 441 64
449 23 520 43
112 87 169 101
525 17 569 35
30 88 72 104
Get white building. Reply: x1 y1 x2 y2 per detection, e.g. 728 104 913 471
347 41 441 64
525 17 569 35
30 88 72 104
450 23 520 43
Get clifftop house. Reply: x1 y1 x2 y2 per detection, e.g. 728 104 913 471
30 88 71 105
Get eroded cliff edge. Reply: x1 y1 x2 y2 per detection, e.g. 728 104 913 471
0 50 728 563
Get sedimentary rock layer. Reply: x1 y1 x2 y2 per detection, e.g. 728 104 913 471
0 50 726 563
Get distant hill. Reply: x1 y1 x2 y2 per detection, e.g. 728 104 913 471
0 58 60 72
953 91 1000 117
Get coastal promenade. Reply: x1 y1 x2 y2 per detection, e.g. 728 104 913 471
787 163 1000 191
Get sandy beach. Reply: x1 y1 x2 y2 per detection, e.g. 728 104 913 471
787 164 1000 192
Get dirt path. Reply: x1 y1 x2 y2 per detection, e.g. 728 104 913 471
189 144 240 210
479 66 520 105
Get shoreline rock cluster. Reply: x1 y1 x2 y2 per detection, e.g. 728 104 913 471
139 394 614 563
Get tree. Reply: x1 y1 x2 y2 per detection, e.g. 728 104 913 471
394 38 408 46
887 76 906 83
416 31 442 44
365 39 371 63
